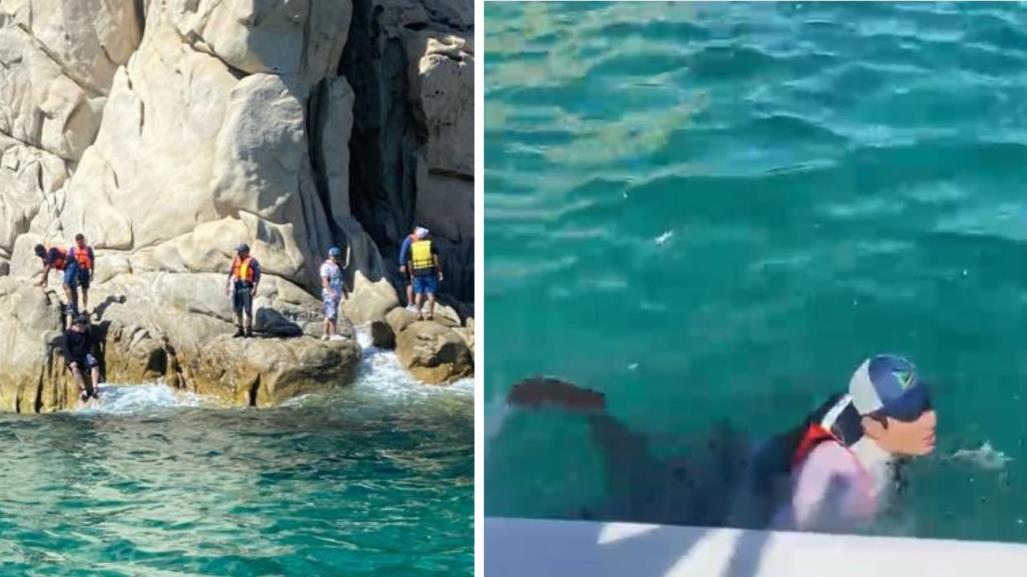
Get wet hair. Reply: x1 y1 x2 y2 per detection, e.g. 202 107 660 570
73 314 89 326
865 411 890 429
75 233 84 242
34 244 46 256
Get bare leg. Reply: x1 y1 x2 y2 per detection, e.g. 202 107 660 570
415 293 424 320
71 366 87 399
406 283 414 308
427 293 436 320
81 288 89 312
90 366 101 398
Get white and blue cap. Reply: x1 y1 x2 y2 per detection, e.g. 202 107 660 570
849 354 932 421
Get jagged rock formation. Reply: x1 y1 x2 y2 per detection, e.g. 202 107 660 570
343 0 474 302
0 0 474 411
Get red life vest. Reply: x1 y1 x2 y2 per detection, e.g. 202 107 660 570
70 245 93 270
232 256 255 283
791 395 875 504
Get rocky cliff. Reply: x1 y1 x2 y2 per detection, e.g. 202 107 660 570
0 0 474 411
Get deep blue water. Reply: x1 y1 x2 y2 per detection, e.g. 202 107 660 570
486 1 1027 543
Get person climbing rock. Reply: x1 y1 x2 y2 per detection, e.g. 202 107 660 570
61 314 101 402
34 243 75 307
65 234 95 316
320 245 350 341
407 227 443 321
226 243 261 338
398 226 425 312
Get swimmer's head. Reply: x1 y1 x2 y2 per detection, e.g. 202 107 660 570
849 355 936 456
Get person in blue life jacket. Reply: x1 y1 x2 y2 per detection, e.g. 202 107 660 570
504 354 937 532
405 227 443 321
65 234 96 316
399 226 426 312
225 244 261 338
320 245 351 340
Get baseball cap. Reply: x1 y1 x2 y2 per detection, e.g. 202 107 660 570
328 246 342 257
849 354 932 422
235 243 250 253
414 226 429 239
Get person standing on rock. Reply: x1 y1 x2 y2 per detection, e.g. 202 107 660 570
320 245 350 340
407 227 443 321
226 243 261 338
65 234 96 316
34 243 75 310
399 226 427 312
62 314 101 402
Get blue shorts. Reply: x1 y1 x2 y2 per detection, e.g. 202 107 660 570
412 274 438 295
63 264 77 287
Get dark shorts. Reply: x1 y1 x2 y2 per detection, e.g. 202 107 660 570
64 265 91 289
412 274 438 295
233 283 254 315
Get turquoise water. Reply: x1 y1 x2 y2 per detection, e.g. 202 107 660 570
0 333 473 576
485 1 1027 542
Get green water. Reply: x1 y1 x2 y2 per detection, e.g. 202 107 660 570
485 1 1027 542
0 336 473 576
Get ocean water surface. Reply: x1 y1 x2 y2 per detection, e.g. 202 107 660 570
0 330 473 576
485 1 1027 542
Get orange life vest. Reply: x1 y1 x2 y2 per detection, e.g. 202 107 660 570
232 256 255 283
70 245 93 270
46 246 68 271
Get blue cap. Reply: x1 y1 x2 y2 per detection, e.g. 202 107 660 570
236 243 250 253
849 354 932 421
328 246 342 257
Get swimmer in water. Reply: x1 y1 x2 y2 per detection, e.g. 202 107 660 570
771 354 936 532
505 354 937 532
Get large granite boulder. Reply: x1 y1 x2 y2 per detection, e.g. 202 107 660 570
0 0 476 408
395 320 472 384
0 272 362 413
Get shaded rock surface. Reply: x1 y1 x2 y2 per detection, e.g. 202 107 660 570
0 0 474 409
342 0 474 303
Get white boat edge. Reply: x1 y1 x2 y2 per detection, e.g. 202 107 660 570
485 517 1027 577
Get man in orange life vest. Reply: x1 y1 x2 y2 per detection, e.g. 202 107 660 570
66 233 96 315
226 243 261 338
34 243 76 308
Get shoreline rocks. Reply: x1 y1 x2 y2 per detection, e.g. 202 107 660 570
0 0 475 409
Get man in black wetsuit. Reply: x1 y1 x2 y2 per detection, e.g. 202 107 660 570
62 314 101 402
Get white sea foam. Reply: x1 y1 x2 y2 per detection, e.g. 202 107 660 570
73 382 205 415
946 442 1012 471
69 325 471 414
